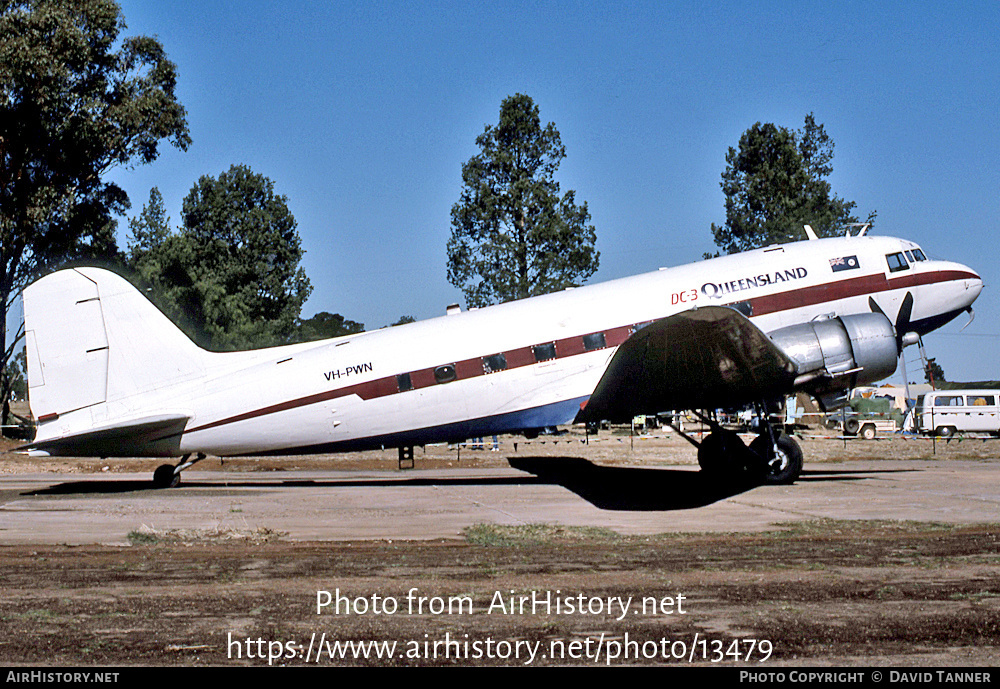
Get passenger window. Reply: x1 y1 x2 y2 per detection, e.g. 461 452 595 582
583 332 606 351
396 372 413 392
482 353 507 373
934 396 962 406
434 364 457 384
532 343 556 362
886 252 909 272
969 396 994 406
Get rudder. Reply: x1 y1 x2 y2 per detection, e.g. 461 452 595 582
23 268 206 424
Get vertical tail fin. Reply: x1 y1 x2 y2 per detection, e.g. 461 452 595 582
22 268 204 454
23 269 110 420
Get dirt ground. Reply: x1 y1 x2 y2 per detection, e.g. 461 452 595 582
1 427 999 667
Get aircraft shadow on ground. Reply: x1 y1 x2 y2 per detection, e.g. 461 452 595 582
506 457 917 511
22 459 917 511
508 456 762 510
21 474 540 497
796 468 919 481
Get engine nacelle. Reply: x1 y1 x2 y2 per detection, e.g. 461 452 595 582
768 313 899 410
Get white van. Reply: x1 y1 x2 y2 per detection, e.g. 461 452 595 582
912 390 1000 437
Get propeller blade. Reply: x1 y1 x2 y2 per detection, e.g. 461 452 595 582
899 351 911 404
870 293 914 354
868 296 886 317
896 291 913 334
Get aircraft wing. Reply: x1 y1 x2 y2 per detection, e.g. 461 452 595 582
578 306 799 422
19 414 190 458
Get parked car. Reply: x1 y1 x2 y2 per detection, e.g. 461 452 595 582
911 390 1000 438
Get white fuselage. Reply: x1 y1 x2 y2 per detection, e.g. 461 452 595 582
30 234 983 456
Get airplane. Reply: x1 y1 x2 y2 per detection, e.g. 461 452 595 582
18 227 982 488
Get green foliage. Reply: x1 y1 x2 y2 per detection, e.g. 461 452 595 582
127 166 313 351
711 113 873 254
463 522 620 546
8 349 27 401
937 380 1000 390
447 94 599 307
924 357 946 384
126 530 160 545
290 311 365 343
127 187 171 256
0 0 189 429
0 0 189 277
126 187 203 339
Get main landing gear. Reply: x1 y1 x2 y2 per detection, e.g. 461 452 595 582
152 453 207 489
745 432 803 485
673 407 803 485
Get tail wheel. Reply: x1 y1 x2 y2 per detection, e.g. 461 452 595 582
749 434 803 485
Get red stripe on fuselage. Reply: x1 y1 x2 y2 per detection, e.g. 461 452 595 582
750 269 975 316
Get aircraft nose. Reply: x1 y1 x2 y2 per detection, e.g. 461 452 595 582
963 265 984 304
930 260 983 316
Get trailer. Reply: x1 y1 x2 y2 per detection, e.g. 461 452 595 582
825 395 902 438
826 414 898 439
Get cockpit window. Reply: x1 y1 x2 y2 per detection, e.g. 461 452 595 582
904 250 915 263
912 248 927 261
886 252 909 272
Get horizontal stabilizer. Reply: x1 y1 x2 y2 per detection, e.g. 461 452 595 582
19 414 190 458
579 306 798 422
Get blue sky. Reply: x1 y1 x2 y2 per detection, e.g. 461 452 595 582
108 0 999 383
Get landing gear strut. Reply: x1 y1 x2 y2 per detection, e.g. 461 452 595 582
748 433 802 484
676 407 803 485
152 453 207 489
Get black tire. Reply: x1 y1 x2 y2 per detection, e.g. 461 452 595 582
152 464 180 489
844 418 860 435
749 434 803 485
697 431 745 477
936 426 956 439
860 424 877 440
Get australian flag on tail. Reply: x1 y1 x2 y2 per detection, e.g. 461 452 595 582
830 255 860 272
